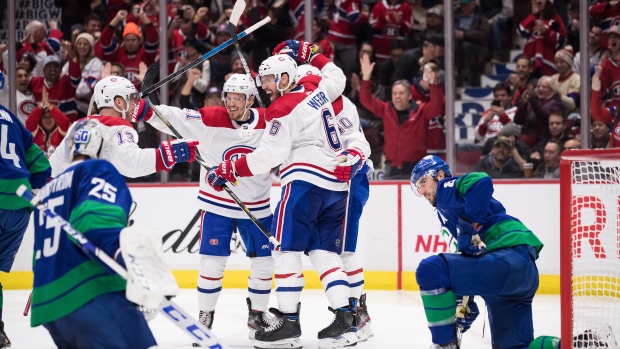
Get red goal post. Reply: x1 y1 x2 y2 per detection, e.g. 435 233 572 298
560 149 620 349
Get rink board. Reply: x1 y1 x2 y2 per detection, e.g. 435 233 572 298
3 180 570 292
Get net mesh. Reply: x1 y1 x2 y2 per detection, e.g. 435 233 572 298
570 161 620 348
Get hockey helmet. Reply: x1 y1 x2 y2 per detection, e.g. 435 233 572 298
295 64 321 83
93 76 139 114
410 155 452 193
67 119 104 162
257 54 297 93
222 73 258 101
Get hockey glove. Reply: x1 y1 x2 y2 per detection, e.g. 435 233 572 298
206 160 238 191
455 297 479 333
334 148 365 181
272 40 319 63
456 218 487 257
158 139 199 169
130 98 153 123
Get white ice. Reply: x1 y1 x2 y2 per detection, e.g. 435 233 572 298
3 289 561 348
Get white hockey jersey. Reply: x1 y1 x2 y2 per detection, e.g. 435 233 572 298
234 55 366 192
50 115 163 178
332 95 371 159
147 105 272 219
0 71 36 125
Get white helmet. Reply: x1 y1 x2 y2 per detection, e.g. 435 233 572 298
93 76 138 114
222 73 258 101
257 54 297 94
67 119 104 162
295 64 321 83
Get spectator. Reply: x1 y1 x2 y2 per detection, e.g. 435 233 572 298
572 23 603 74
325 0 362 83
18 52 37 75
393 34 444 86
454 0 489 87
480 122 530 172
20 20 64 77
172 38 211 109
179 68 203 110
565 0 580 52
0 67 36 125
168 6 210 76
84 13 102 36
369 0 413 62
514 76 563 149
533 140 561 178
247 3 289 73
411 58 444 102
25 87 71 158
204 85 224 107
591 120 611 149
589 0 620 52
473 136 523 178
98 9 158 90
313 17 334 62
28 55 81 122
209 23 235 87
110 62 126 77
409 5 443 49
474 83 516 143
591 64 620 148
507 56 539 107
62 33 103 118
349 42 379 102
598 25 620 108
480 0 514 63
531 111 571 162
54 0 92 40
359 54 445 179
548 45 580 114
378 40 406 90
517 0 567 77
127 0 161 28
563 138 581 150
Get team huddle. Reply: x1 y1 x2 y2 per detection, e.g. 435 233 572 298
0 36 613 349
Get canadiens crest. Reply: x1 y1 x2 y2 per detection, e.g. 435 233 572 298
222 145 255 162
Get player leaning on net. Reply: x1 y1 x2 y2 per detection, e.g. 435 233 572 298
130 74 275 340
30 119 163 348
0 90 51 348
410 155 607 349
297 64 374 342
207 40 368 349
49 76 199 178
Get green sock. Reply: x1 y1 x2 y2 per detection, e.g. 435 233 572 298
420 288 457 327
529 336 561 349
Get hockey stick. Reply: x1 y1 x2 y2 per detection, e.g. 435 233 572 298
140 68 280 249
15 185 228 349
140 16 271 98
23 293 32 316
227 0 265 108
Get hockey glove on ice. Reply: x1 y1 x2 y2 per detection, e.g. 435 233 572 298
206 160 238 191
272 40 319 63
455 297 479 333
130 98 153 123
158 139 199 169
334 148 365 181
456 218 487 257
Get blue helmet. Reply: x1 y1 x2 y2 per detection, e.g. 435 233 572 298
410 155 451 188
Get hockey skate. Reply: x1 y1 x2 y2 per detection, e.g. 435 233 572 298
247 297 277 340
0 321 10 348
317 298 358 349
192 310 215 347
254 303 302 349
355 294 374 342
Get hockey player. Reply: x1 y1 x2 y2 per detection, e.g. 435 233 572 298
297 64 374 342
49 76 199 178
30 119 158 348
207 40 368 349
130 73 275 340
0 95 51 348
411 155 564 349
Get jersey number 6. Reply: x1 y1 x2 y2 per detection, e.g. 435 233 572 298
320 108 342 152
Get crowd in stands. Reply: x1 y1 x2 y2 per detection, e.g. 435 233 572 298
0 0 617 181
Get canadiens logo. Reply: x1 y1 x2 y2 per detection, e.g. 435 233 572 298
222 145 254 162
19 100 36 116
278 56 285 61
209 238 218 245
110 77 117 82
612 81 620 99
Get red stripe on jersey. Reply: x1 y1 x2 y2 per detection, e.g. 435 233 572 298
198 190 270 205
200 275 223 281
275 184 291 248
320 267 340 280
346 268 364 276
265 92 311 122
275 273 296 279
332 96 344 115
199 106 268 129
259 277 273 281
86 115 134 128
280 162 335 176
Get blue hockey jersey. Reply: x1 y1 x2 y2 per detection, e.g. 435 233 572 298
0 104 50 210
31 159 132 326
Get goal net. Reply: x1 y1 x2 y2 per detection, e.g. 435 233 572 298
560 149 620 349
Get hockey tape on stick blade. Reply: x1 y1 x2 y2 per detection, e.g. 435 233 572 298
15 185 229 349
140 16 271 98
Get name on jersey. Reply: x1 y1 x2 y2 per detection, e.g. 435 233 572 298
307 91 329 110
38 170 74 201
0 109 13 123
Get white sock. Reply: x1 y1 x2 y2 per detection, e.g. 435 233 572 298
197 255 227 312
341 252 364 300
272 251 304 314
248 256 274 312
309 249 349 309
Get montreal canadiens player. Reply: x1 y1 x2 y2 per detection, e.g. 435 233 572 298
0 77 51 348
30 119 159 348
207 40 368 349
297 64 374 342
130 73 275 340
49 76 199 178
